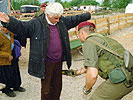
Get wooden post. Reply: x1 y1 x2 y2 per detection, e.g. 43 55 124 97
94 19 97 33
10 2 17 16
118 15 120 30
132 14 133 25
103 11 104 18
125 14 128 26
8 0 11 15
107 17 110 35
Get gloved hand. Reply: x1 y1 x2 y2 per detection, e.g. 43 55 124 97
83 86 92 95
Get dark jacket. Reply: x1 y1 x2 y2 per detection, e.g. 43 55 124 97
3 12 91 79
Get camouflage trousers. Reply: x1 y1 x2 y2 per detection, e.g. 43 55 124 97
89 80 133 100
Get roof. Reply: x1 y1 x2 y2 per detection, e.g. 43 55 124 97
125 3 133 13
21 5 39 8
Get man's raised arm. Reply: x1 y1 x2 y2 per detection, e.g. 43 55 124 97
0 12 10 23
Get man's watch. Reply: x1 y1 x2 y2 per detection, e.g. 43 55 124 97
83 86 92 95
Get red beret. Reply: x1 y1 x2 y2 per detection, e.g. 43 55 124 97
40 3 47 7
78 21 95 31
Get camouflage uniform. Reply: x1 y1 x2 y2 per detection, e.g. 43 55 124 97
82 34 133 100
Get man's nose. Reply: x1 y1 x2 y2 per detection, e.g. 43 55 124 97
56 19 59 22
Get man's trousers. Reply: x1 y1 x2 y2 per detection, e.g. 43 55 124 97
41 61 62 100
89 79 133 100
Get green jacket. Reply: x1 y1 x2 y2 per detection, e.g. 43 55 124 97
34 11 42 18
83 33 125 79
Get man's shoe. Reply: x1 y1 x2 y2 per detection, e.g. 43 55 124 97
3 89 16 97
13 87 26 92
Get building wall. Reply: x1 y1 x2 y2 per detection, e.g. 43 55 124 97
0 0 9 15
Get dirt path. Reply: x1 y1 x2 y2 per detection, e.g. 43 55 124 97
0 26 133 100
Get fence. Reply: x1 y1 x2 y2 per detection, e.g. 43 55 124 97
96 13 133 34
69 13 133 49
18 13 35 20
63 10 87 16
19 11 86 20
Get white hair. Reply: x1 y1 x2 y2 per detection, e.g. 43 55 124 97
45 2 64 17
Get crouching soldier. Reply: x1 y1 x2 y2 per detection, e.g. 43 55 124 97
64 21 133 100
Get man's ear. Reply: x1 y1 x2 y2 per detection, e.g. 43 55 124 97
81 31 85 36
47 14 50 18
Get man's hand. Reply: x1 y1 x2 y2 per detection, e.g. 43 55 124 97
9 55 13 61
0 12 10 23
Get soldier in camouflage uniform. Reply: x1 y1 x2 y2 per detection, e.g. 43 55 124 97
72 21 133 100
34 3 47 17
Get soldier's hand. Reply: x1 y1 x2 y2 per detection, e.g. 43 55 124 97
0 12 10 23
9 55 13 61
83 86 92 95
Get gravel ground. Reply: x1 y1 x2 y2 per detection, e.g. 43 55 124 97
0 25 133 100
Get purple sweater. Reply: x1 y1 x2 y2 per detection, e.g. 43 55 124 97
45 25 62 62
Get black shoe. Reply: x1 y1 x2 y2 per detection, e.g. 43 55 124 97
3 89 16 97
13 87 26 92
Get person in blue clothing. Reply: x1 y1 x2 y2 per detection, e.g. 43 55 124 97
0 2 94 100
11 38 26 92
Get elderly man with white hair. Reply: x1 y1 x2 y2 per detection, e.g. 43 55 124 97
0 2 93 100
